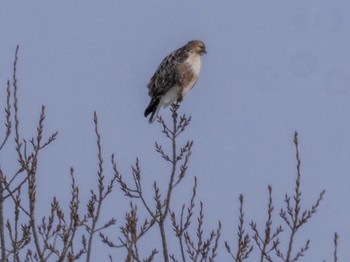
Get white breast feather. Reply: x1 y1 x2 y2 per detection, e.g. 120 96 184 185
181 54 201 97
187 54 201 76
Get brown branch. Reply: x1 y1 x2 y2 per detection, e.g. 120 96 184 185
183 202 221 262
55 168 86 261
27 106 46 262
0 80 11 152
225 195 253 262
250 185 283 262
2 174 28 202
6 188 30 261
333 233 338 262
13 45 24 165
170 177 197 262
157 104 180 262
85 111 116 262
0 170 6 261
278 132 325 262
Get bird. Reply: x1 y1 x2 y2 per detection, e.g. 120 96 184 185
144 40 207 123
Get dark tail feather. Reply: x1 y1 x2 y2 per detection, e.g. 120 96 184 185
144 98 160 123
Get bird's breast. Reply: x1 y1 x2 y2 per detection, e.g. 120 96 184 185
186 54 201 76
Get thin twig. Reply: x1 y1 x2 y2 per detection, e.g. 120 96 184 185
333 233 338 262
85 111 116 262
0 80 11 151
278 132 325 262
0 170 6 261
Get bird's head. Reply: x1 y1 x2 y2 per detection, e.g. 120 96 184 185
187 40 207 56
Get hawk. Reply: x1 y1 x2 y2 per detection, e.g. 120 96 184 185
144 40 207 123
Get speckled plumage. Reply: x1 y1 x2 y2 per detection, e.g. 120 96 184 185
144 40 206 123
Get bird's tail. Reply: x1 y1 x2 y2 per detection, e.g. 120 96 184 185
144 97 161 124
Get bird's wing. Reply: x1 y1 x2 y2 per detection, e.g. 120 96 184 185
147 47 188 98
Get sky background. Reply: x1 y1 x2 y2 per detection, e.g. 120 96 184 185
1 0 350 261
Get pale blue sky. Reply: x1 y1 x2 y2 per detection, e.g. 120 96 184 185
1 1 350 260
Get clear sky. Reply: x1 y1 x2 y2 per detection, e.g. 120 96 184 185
1 1 350 260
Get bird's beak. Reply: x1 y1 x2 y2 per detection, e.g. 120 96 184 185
202 48 207 55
